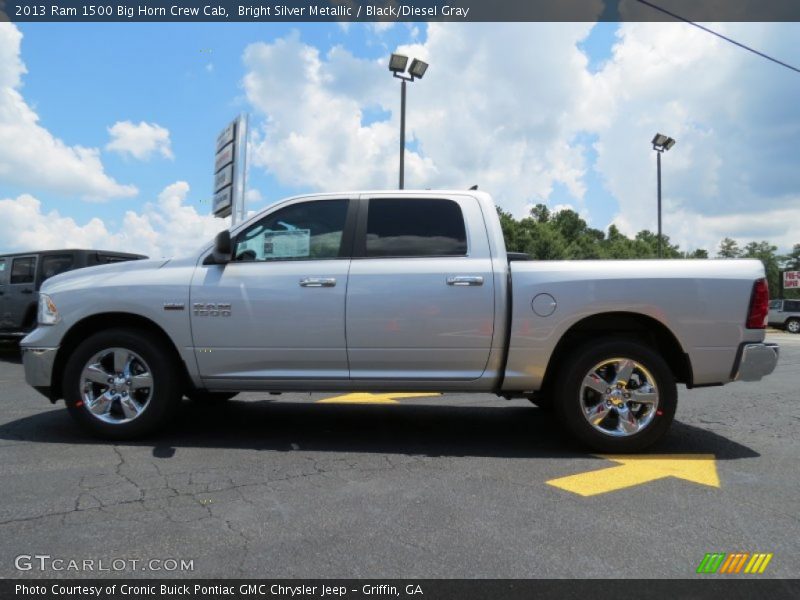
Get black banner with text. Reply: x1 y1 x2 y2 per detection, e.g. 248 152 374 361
4 0 800 23
4 580 800 600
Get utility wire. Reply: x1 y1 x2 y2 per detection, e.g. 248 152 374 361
635 0 800 75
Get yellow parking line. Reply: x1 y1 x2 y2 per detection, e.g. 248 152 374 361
316 392 440 404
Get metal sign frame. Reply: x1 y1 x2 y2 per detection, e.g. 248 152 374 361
213 114 249 224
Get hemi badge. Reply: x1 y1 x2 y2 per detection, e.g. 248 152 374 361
163 303 185 311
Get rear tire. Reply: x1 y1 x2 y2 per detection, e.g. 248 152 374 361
786 318 800 334
63 328 182 439
553 338 677 453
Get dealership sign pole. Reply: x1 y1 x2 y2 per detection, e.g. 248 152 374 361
213 113 249 225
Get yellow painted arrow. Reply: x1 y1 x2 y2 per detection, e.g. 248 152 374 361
316 392 440 404
547 454 720 496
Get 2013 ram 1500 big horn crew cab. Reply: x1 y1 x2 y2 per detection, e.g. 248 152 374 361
21 191 779 451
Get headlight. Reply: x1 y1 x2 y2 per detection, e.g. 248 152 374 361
38 293 61 325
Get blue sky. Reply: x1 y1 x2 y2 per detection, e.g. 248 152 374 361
3 22 619 234
1 21 799 257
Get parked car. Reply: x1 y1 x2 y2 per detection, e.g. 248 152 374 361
20 191 779 451
1 249 146 338
768 298 800 333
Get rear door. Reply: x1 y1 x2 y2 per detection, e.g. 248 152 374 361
346 194 496 380
6 255 38 332
767 299 782 325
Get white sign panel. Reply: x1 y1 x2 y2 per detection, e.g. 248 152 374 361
213 186 232 217
785 270 800 289
216 121 235 152
214 143 234 173
214 164 233 193
213 114 248 222
263 230 311 259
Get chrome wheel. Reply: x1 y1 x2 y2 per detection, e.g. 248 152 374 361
79 347 153 424
787 320 800 334
579 357 659 437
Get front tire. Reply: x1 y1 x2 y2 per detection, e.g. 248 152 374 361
786 318 800 334
63 328 182 439
553 338 677 452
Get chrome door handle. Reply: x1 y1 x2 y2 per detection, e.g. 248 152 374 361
300 277 336 288
447 276 484 286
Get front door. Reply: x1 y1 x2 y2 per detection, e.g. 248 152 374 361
6 255 38 332
346 195 496 380
191 197 355 383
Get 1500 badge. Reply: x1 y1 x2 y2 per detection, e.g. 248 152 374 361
193 303 231 317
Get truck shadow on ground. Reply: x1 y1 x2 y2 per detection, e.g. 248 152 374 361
0 398 760 461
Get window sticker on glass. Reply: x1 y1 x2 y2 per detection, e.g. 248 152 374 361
263 229 311 259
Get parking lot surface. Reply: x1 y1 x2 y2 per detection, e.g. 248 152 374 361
0 333 798 578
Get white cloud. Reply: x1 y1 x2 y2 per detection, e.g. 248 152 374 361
592 22 800 252
242 23 800 252
242 24 597 211
0 183 228 259
0 24 136 201
106 120 174 161
245 188 264 203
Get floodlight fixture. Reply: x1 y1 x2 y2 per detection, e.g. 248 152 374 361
651 132 677 258
389 53 408 73
408 58 429 79
389 54 430 189
652 133 676 152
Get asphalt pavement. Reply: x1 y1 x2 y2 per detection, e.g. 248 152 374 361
0 333 798 578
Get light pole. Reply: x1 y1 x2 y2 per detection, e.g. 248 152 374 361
389 53 428 190
651 133 676 258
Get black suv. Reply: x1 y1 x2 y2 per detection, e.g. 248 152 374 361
0 249 146 338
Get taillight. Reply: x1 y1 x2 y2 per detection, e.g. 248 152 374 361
746 278 769 329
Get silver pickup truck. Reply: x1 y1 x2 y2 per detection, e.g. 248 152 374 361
20 190 779 451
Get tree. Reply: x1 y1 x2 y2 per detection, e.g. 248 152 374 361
717 237 741 258
742 241 781 298
529 204 550 224
684 248 709 259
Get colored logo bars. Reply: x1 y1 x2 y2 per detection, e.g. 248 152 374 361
696 552 773 574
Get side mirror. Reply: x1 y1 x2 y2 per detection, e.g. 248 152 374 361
206 230 232 265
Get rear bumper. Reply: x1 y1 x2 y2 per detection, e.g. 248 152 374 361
734 343 779 382
22 346 58 390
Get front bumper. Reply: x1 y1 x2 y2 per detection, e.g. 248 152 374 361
734 343 779 382
22 346 58 391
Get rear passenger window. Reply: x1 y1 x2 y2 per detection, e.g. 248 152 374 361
785 300 800 312
10 257 36 284
41 254 75 281
365 198 467 258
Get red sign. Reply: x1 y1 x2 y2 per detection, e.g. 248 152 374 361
785 271 800 289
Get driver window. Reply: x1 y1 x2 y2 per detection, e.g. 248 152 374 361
234 199 349 262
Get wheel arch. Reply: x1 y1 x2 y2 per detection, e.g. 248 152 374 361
51 312 191 401
541 312 693 394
